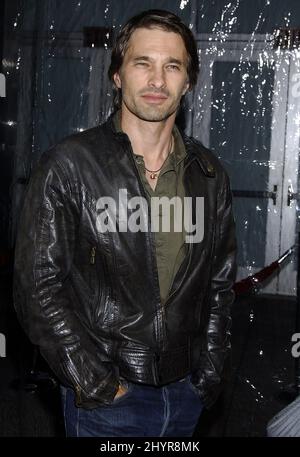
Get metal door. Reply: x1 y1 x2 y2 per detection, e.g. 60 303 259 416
191 33 300 295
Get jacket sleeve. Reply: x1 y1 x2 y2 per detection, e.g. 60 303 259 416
13 150 119 408
192 170 237 409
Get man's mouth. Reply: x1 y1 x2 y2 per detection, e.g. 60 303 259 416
141 94 168 103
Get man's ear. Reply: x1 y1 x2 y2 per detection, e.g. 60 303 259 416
113 72 122 89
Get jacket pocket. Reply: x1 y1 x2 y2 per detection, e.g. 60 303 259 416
89 245 114 327
89 245 101 311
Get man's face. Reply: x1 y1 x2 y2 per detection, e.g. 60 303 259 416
113 27 190 122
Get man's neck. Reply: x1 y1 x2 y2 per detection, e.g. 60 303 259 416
120 104 176 164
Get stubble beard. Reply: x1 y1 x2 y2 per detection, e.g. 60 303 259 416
123 94 180 123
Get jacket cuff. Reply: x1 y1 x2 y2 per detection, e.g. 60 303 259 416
74 377 120 409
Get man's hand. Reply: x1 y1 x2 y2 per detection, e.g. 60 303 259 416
114 383 128 400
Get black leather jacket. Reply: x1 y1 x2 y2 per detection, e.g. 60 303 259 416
13 115 237 409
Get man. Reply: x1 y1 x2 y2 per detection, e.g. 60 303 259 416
13 10 237 437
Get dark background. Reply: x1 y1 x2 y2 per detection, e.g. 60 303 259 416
0 0 299 437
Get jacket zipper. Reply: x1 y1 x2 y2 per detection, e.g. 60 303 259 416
163 243 193 308
163 158 196 309
159 158 197 356
120 137 163 347
75 385 82 405
64 357 83 405
119 135 198 380
164 149 218 309
89 245 104 324
90 246 96 265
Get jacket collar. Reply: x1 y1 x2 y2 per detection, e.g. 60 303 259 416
183 137 216 178
105 111 216 178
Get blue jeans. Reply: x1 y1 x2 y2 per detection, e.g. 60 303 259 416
61 376 203 437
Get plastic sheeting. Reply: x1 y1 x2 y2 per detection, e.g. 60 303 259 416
3 0 299 294
1 0 300 435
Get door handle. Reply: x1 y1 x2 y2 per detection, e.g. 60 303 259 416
287 185 300 206
232 185 277 205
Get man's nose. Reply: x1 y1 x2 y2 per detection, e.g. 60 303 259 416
148 66 166 89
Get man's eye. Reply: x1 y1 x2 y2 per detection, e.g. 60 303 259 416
135 62 148 67
167 65 180 71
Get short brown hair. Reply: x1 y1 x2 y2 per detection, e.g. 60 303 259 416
108 9 199 108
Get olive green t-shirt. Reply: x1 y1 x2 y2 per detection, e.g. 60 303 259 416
113 111 187 305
